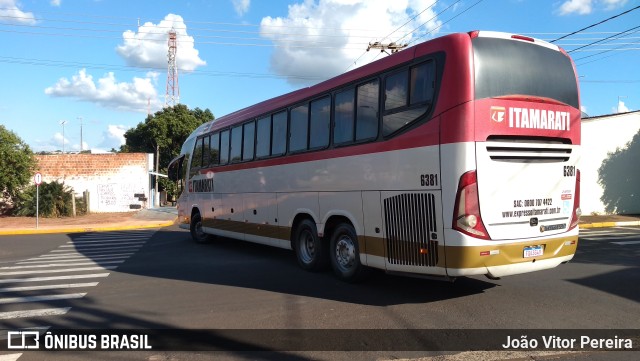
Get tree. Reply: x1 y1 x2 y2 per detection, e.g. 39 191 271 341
123 105 214 201
0 125 37 213
123 104 213 168
14 181 76 217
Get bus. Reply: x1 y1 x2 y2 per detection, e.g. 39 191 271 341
168 31 581 282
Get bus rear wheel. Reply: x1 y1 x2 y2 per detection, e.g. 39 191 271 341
190 212 211 244
329 223 369 282
293 219 327 271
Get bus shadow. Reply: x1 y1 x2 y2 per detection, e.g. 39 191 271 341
567 236 640 303
109 227 497 307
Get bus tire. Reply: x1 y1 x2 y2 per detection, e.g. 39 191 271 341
190 212 211 244
293 219 327 271
329 223 369 282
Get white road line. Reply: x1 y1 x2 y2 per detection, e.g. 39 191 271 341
32 252 135 259
0 273 110 284
1 260 124 270
51 245 142 252
18 255 132 264
60 241 147 247
614 226 640 231
0 326 50 340
0 353 23 361
581 235 640 242
0 282 99 292
611 240 640 245
0 266 117 276
0 293 86 304
66 239 148 244
0 307 71 320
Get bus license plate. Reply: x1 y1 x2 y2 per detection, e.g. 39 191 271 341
524 245 544 258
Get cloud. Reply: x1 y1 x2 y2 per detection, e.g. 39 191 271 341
44 69 162 112
260 0 441 85
557 0 628 15
601 0 628 10
97 124 129 151
232 0 250 16
0 0 36 25
116 13 206 71
50 0 61 6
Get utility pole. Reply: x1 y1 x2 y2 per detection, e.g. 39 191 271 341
60 120 67 153
618 95 627 113
77 116 83 151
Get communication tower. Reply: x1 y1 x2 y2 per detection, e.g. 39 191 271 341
165 28 179 107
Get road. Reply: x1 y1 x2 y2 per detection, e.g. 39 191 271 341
1 226 639 360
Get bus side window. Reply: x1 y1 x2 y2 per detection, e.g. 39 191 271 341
356 79 379 141
202 135 210 167
220 130 230 165
243 121 255 161
310 96 330 149
272 111 287 156
334 88 355 145
410 60 435 105
256 116 271 158
230 125 243 163
190 137 204 177
289 104 309 153
209 132 220 166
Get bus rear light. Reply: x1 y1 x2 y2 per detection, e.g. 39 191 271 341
453 170 490 240
568 170 581 230
468 30 480 39
511 34 534 42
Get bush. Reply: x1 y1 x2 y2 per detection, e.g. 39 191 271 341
14 181 76 217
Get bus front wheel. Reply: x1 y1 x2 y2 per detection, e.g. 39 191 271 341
329 223 369 282
293 219 327 271
190 212 211 244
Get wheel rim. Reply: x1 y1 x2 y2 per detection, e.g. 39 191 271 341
195 218 205 239
298 229 315 264
335 234 356 271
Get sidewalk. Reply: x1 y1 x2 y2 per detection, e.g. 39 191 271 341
0 207 178 236
0 208 638 236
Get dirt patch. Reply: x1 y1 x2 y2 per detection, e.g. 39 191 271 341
0 212 137 229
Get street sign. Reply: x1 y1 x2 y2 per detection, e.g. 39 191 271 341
34 172 42 186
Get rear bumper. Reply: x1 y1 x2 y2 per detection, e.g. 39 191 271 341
444 230 578 277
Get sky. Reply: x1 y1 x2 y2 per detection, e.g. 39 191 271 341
0 0 638 153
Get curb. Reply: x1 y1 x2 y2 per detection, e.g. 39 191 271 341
0 218 177 236
579 221 640 229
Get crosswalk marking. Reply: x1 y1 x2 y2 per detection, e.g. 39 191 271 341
0 282 99 293
0 266 117 276
33 251 135 259
0 307 71 320
0 273 110 284
611 240 640 245
0 293 86 304
0 229 155 336
0 260 124 270
59 241 146 247
18 255 132 264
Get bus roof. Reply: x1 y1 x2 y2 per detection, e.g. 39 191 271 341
197 31 566 136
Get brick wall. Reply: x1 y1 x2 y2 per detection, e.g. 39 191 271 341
36 153 152 213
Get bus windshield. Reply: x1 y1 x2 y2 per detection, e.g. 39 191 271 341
472 37 579 109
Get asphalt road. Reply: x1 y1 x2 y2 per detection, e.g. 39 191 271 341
1 226 639 361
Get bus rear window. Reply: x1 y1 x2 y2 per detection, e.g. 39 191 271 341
472 37 579 109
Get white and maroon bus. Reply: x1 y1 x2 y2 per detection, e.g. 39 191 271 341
169 31 581 282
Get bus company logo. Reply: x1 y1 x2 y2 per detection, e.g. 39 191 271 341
7 331 40 349
490 106 506 123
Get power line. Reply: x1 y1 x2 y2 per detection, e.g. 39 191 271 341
568 25 640 53
550 4 640 43
407 0 485 46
